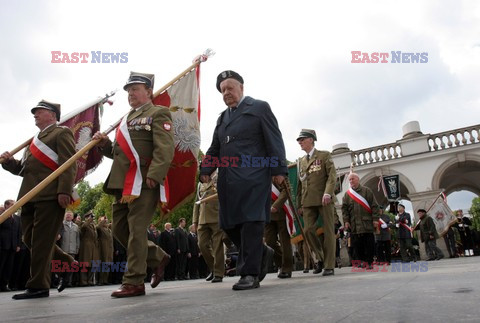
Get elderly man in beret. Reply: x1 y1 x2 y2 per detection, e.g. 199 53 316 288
200 70 288 290
414 209 444 260
296 129 337 276
94 72 175 298
1 100 77 299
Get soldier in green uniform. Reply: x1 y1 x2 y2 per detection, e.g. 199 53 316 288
192 171 225 283
94 72 175 298
296 129 337 276
78 211 98 286
97 216 114 285
1 100 77 299
265 184 293 278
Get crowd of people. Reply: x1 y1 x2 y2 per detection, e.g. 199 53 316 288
0 69 478 300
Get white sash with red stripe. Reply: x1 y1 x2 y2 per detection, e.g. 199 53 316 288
116 114 143 202
271 184 296 236
29 134 59 171
346 187 372 214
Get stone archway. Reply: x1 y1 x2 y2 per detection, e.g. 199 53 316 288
432 154 480 196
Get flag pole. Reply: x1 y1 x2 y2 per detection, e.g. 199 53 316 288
412 190 445 232
0 92 116 164
0 49 215 225
281 179 316 267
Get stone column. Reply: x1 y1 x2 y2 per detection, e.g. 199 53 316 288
407 190 448 260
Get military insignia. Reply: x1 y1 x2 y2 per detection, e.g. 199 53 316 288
222 71 228 78
145 125 151 131
163 122 171 131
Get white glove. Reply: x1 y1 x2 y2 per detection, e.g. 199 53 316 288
396 223 400 228
458 224 463 227
381 223 387 229
395 215 399 221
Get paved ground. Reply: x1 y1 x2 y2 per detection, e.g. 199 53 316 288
1 256 479 322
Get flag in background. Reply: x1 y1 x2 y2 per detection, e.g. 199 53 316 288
429 191 456 236
271 184 296 236
153 66 201 215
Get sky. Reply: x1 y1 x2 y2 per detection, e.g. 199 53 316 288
0 0 479 211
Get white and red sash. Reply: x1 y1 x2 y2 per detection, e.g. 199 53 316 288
271 184 296 236
29 134 59 171
116 114 143 202
346 187 372 214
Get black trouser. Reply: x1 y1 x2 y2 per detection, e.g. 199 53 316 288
399 238 416 262
224 221 264 276
459 230 473 251
0 249 15 288
351 233 375 266
187 255 199 279
176 252 188 279
443 231 456 257
376 240 391 263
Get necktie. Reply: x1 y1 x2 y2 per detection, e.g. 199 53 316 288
306 154 310 162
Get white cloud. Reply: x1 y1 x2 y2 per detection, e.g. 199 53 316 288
0 0 479 210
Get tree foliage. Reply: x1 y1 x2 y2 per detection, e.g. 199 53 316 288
469 197 480 231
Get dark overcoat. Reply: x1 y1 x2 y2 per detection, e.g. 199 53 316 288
200 96 287 229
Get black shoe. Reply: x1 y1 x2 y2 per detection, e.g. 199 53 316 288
57 271 72 293
313 261 323 274
277 272 292 279
426 258 436 261
259 245 274 282
322 269 334 276
436 255 444 260
0 286 11 292
206 273 214 281
232 275 259 290
303 269 309 273
211 276 223 283
12 289 49 300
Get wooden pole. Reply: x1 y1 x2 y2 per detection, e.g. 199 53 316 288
0 50 214 225
0 93 115 164
281 179 316 266
0 119 121 225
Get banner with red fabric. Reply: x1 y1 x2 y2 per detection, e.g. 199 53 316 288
153 66 201 214
60 100 106 183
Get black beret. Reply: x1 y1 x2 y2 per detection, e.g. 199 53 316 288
417 209 427 214
398 203 405 208
216 70 244 92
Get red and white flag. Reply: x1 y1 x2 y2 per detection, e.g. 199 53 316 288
271 184 296 236
153 66 201 214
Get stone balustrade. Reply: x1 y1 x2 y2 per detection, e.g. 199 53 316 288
350 124 480 167
352 143 402 166
428 125 480 151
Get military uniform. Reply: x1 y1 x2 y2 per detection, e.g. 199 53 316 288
192 180 225 279
78 218 98 286
2 101 76 292
296 148 337 270
97 221 113 284
101 97 174 286
342 184 379 266
102 72 175 288
264 185 293 276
